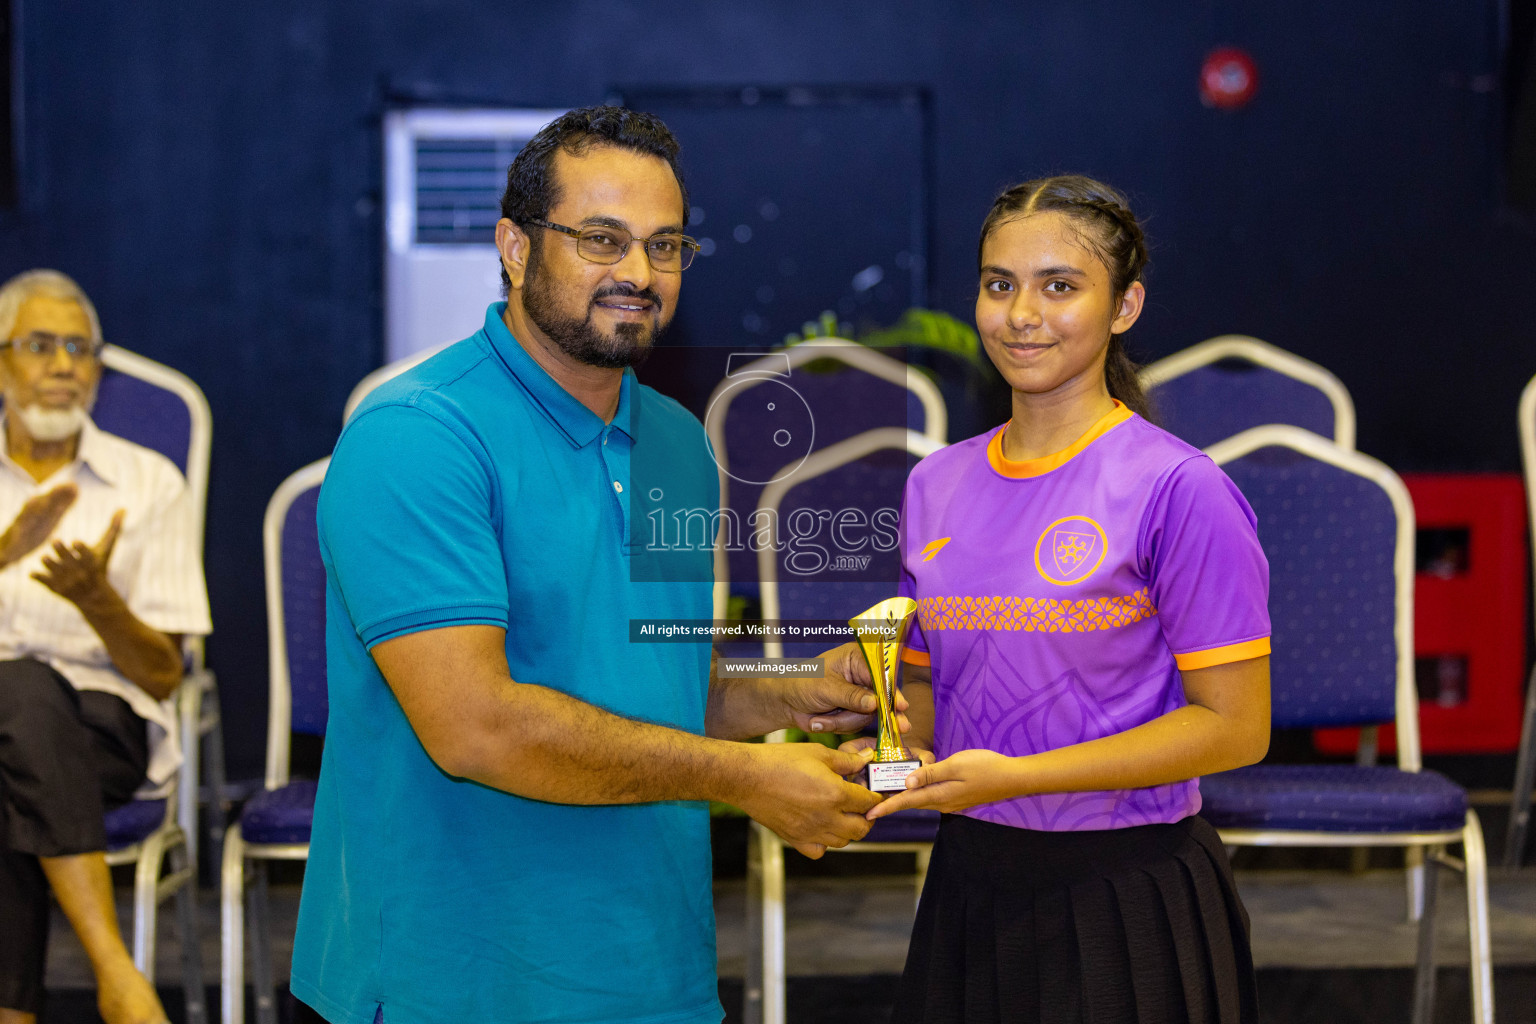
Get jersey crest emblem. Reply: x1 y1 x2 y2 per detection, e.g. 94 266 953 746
1033 516 1108 585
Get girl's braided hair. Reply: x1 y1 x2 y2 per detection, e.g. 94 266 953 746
977 175 1153 420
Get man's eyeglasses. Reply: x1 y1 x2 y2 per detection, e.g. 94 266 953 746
2 332 104 361
526 219 701 272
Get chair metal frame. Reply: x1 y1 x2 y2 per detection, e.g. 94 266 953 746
1507 374 1536 868
99 343 225 872
86 344 215 1021
103 678 208 1023
745 426 945 1024
99 345 212 548
1205 424 1493 1024
221 457 330 1024
1140 334 1358 450
341 342 449 423
705 339 948 619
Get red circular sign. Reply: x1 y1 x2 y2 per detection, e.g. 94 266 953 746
1200 47 1259 110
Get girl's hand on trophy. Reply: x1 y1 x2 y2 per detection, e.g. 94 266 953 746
835 736 935 785
865 748 1021 819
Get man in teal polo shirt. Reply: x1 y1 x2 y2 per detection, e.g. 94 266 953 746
291 107 885 1024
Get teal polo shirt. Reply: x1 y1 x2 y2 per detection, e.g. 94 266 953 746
291 303 721 1024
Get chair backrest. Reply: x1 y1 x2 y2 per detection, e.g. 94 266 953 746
1521 375 1536 644
92 346 213 688
1140 335 1356 451
262 458 330 789
1205 425 1420 770
343 342 449 423
707 340 948 617
92 345 212 549
758 427 945 659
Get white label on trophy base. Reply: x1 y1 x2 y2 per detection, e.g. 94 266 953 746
867 759 922 794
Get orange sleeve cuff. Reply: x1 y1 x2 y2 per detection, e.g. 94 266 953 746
1173 637 1271 671
900 647 931 666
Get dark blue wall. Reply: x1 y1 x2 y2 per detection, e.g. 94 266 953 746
2 2 1526 777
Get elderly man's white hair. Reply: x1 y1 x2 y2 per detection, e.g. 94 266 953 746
0 269 104 342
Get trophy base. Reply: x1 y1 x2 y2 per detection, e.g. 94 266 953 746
867 759 922 794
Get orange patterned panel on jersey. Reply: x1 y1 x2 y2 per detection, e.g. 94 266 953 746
917 589 1157 634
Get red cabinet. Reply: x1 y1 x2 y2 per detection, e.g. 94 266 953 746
1316 473 1528 755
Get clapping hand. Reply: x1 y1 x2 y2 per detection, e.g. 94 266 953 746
32 509 125 606
0 483 79 567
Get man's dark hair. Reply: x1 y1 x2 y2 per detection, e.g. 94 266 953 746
498 105 688 292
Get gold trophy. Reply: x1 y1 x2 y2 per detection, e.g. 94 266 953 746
850 597 921 793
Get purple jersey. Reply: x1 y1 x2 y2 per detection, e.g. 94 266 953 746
898 402 1270 831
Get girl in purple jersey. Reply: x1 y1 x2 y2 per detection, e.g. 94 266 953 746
842 175 1270 1024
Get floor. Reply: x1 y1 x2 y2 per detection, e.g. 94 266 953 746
40 865 1536 1021
713 868 1536 974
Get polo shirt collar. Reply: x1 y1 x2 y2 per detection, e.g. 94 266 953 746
481 302 637 448
0 412 118 486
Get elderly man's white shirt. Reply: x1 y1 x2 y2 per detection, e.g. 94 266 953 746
0 415 212 786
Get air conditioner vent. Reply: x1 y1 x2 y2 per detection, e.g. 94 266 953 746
413 138 521 245
385 107 566 360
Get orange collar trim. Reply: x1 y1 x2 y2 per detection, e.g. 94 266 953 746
986 401 1134 479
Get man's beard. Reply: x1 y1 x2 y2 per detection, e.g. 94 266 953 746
12 403 88 443
522 250 667 369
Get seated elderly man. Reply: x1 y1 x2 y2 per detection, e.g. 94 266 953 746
0 270 210 1024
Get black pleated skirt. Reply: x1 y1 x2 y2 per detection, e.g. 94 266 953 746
893 813 1257 1024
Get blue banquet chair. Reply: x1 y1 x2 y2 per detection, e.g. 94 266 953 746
100 685 207 1024
746 426 945 1024
1139 334 1356 450
95 343 225 873
91 344 215 1023
703 339 947 621
217 349 427 1023
220 458 328 1024
1201 425 1492 1024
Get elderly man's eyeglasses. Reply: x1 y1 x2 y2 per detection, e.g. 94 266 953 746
526 219 701 272
2 332 104 360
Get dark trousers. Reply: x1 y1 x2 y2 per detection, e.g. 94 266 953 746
0 657 148 1014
